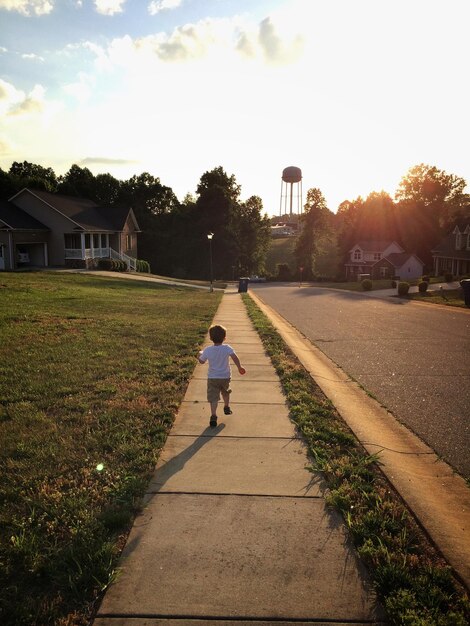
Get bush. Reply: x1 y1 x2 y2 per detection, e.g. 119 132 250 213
98 258 114 270
109 260 127 272
391 280 397 288
418 280 428 293
398 281 410 296
137 259 151 273
361 279 373 291
421 275 430 282
444 273 453 282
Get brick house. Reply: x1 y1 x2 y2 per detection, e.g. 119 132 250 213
431 221 470 277
345 241 424 281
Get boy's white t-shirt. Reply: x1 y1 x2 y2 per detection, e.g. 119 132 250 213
199 344 235 378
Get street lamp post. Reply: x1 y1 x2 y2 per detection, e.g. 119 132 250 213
207 232 214 292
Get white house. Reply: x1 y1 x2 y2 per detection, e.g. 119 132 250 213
345 241 424 281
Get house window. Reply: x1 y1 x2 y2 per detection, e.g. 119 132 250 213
126 234 132 251
380 266 388 277
353 249 361 260
374 253 381 261
456 233 462 250
64 233 81 249
467 234 470 250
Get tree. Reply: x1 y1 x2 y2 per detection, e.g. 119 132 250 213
93 173 121 206
196 166 241 204
8 161 58 193
118 172 179 217
395 164 469 228
231 196 271 276
117 173 180 274
0 167 18 199
395 164 469 267
58 164 96 198
294 188 331 279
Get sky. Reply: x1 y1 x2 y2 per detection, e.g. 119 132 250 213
0 0 469 215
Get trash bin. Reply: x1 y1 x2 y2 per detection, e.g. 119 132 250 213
238 277 250 293
460 279 470 306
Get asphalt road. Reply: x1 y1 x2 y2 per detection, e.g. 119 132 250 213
250 283 470 479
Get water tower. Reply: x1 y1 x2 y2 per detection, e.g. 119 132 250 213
279 166 302 216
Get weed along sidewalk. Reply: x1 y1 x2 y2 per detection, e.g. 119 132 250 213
94 286 384 624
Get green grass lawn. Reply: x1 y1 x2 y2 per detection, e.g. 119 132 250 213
265 237 296 275
399 288 466 308
0 272 221 626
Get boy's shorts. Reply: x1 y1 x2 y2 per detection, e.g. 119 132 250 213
207 378 232 403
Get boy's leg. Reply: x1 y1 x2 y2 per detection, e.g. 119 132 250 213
207 379 219 427
221 380 232 415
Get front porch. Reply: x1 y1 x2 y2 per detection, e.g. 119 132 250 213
64 233 137 271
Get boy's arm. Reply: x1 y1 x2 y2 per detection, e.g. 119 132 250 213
230 352 246 375
197 350 206 364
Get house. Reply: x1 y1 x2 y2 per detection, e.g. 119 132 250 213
345 241 424 281
431 221 470 277
270 222 297 237
0 188 140 271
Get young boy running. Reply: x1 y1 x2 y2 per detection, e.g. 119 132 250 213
198 324 246 428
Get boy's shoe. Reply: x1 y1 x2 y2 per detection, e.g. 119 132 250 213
223 406 233 415
210 415 218 428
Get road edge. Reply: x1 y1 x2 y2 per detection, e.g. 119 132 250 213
248 289 470 592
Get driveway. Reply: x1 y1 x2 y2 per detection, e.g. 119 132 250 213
251 283 470 479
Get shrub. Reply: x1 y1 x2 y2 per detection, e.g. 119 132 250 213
391 280 397 288
421 275 430 282
361 279 373 291
444 273 453 282
98 258 114 270
418 281 428 293
137 259 150 273
398 281 410 296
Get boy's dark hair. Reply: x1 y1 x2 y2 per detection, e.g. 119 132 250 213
209 324 226 344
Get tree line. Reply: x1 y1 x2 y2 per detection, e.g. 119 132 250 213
1 161 469 279
0 162 271 280
292 164 470 279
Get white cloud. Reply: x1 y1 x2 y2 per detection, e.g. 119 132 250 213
94 0 125 16
22 52 45 61
148 0 181 16
88 15 304 66
63 72 94 103
0 79 51 118
0 0 53 16
0 46 8 53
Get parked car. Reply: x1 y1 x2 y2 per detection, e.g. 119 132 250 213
249 275 266 283
17 249 30 264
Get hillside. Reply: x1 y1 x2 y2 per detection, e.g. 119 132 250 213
265 237 296 275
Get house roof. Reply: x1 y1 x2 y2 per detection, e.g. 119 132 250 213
349 240 403 253
347 252 424 269
0 199 49 231
432 222 470 260
385 252 416 268
9 188 140 233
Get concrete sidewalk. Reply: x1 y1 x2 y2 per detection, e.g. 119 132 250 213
94 288 384 625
